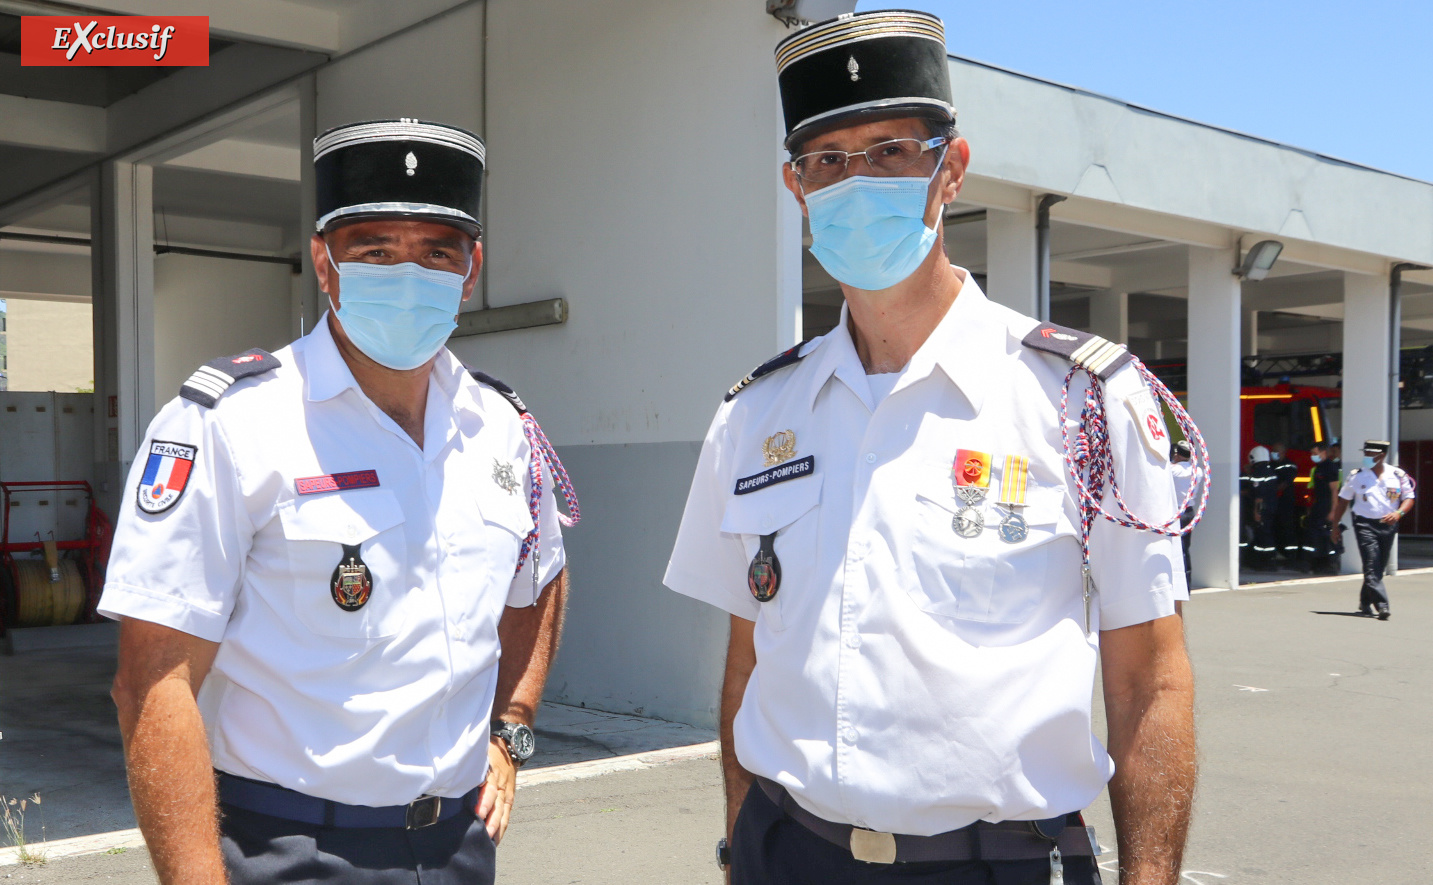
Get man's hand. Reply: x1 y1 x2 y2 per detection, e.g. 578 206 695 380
476 737 517 844
1381 512 1401 525
1102 614 1196 885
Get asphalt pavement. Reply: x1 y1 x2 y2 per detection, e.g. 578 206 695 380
4 572 1432 884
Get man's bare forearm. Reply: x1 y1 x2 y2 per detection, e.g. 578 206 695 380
493 568 567 727
721 615 757 840
1103 621 1196 885
113 619 224 885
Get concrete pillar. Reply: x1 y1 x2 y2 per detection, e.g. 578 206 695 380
294 73 320 336
1089 290 1128 343
985 206 1038 317
1187 245 1241 590
1243 308 1259 356
91 160 156 506
1342 271 1393 574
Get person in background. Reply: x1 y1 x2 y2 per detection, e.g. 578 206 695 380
1267 442 1302 568
1245 446 1277 567
1170 440 1195 594
1331 441 1414 619
1304 441 1340 575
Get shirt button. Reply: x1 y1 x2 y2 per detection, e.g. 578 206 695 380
345 524 359 541
842 725 858 744
865 452 877 464
761 515 773 530
844 633 861 650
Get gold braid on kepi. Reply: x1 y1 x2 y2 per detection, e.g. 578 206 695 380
774 9 954 149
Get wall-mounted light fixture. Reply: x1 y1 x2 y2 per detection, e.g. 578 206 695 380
1234 239 1284 281
767 0 857 26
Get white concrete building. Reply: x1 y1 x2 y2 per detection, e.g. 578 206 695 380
3 0 1432 728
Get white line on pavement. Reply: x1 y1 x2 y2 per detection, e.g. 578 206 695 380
0 741 722 867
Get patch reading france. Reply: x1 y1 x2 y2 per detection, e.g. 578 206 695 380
295 470 381 496
136 440 198 514
734 456 815 496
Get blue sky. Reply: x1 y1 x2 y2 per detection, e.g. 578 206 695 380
857 0 1433 183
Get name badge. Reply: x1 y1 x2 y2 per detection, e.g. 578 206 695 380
734 456 815 495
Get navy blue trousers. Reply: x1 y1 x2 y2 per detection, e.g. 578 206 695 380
1354 515 1396 611
731 782 1103 885
220 803 495 885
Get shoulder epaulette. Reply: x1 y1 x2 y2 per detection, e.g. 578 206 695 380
1021 322 1133 381
725 342 808 402
470 370 529 415
1349 468 1362 478
180 349 281 408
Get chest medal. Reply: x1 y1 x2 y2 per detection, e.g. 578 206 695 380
330 543 374 611
748 533 781 602
952 449 992 538
995 454 1031 544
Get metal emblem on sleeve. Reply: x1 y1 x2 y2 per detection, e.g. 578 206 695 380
492 458 520 495
748 533 781 602
763 430 797 466
330 543 373 611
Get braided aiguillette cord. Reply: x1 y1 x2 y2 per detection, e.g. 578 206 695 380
1059 356 1212 577
514 413 581 583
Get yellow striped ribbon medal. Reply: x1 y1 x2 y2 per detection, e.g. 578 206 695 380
996 454 1031 544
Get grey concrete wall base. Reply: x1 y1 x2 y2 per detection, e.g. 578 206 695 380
542 441 726 730
2 621 118 655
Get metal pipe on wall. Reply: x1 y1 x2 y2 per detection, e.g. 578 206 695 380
1035 194 1066 322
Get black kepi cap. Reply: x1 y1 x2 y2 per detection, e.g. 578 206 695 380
314 118 485 236
1363 440 1391 454
775 9 955 150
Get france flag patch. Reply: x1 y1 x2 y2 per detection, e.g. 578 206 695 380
136 440 198 514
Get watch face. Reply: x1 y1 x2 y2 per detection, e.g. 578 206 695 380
510 724 535 760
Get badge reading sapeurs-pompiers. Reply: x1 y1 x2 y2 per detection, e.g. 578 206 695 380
331 544 374 611
748 533 781 602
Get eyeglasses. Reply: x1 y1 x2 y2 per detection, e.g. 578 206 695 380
791 136 948 184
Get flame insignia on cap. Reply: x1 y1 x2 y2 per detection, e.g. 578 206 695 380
404 151 418 177
847 55 859 81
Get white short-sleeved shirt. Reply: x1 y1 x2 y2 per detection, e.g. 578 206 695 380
1339 465 1414 520
1171 460 1195 509
98 317 565 806
664 271 1184 837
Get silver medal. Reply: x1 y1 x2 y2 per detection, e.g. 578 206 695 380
953 507 985 538
953 486 987 538
997 508 1029 544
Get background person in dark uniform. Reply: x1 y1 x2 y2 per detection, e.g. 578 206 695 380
1267 442 1303 568
1244 446 1278 567
1304 441 1340 574
1331 440 1413 619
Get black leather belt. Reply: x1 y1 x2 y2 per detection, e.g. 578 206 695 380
217 771 478 830
756 778 1098 864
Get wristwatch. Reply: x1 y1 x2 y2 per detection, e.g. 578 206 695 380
716 837 730 871
490 720 536 767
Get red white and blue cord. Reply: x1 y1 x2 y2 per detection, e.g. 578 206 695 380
515 413 581 583
1060 356 1211 579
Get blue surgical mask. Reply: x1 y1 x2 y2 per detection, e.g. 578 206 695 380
803 152 945 291
325 245 467 371
1310 454 1323 464
1363 456 1377 470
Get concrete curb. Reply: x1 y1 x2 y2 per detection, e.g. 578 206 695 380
1190 565 1433 595
0 741 721 867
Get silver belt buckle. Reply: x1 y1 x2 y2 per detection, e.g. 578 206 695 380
404 795 442 829
849 827 897 864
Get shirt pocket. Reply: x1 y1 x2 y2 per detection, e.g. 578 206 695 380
719 473 824 631
909 484 1068 625
278 489 410 640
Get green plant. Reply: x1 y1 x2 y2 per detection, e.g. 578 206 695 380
2 793 47 865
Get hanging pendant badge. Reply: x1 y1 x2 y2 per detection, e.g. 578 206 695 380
952 449 992 538
330 543 374 611
748 533 781 601
996 454 1031 544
